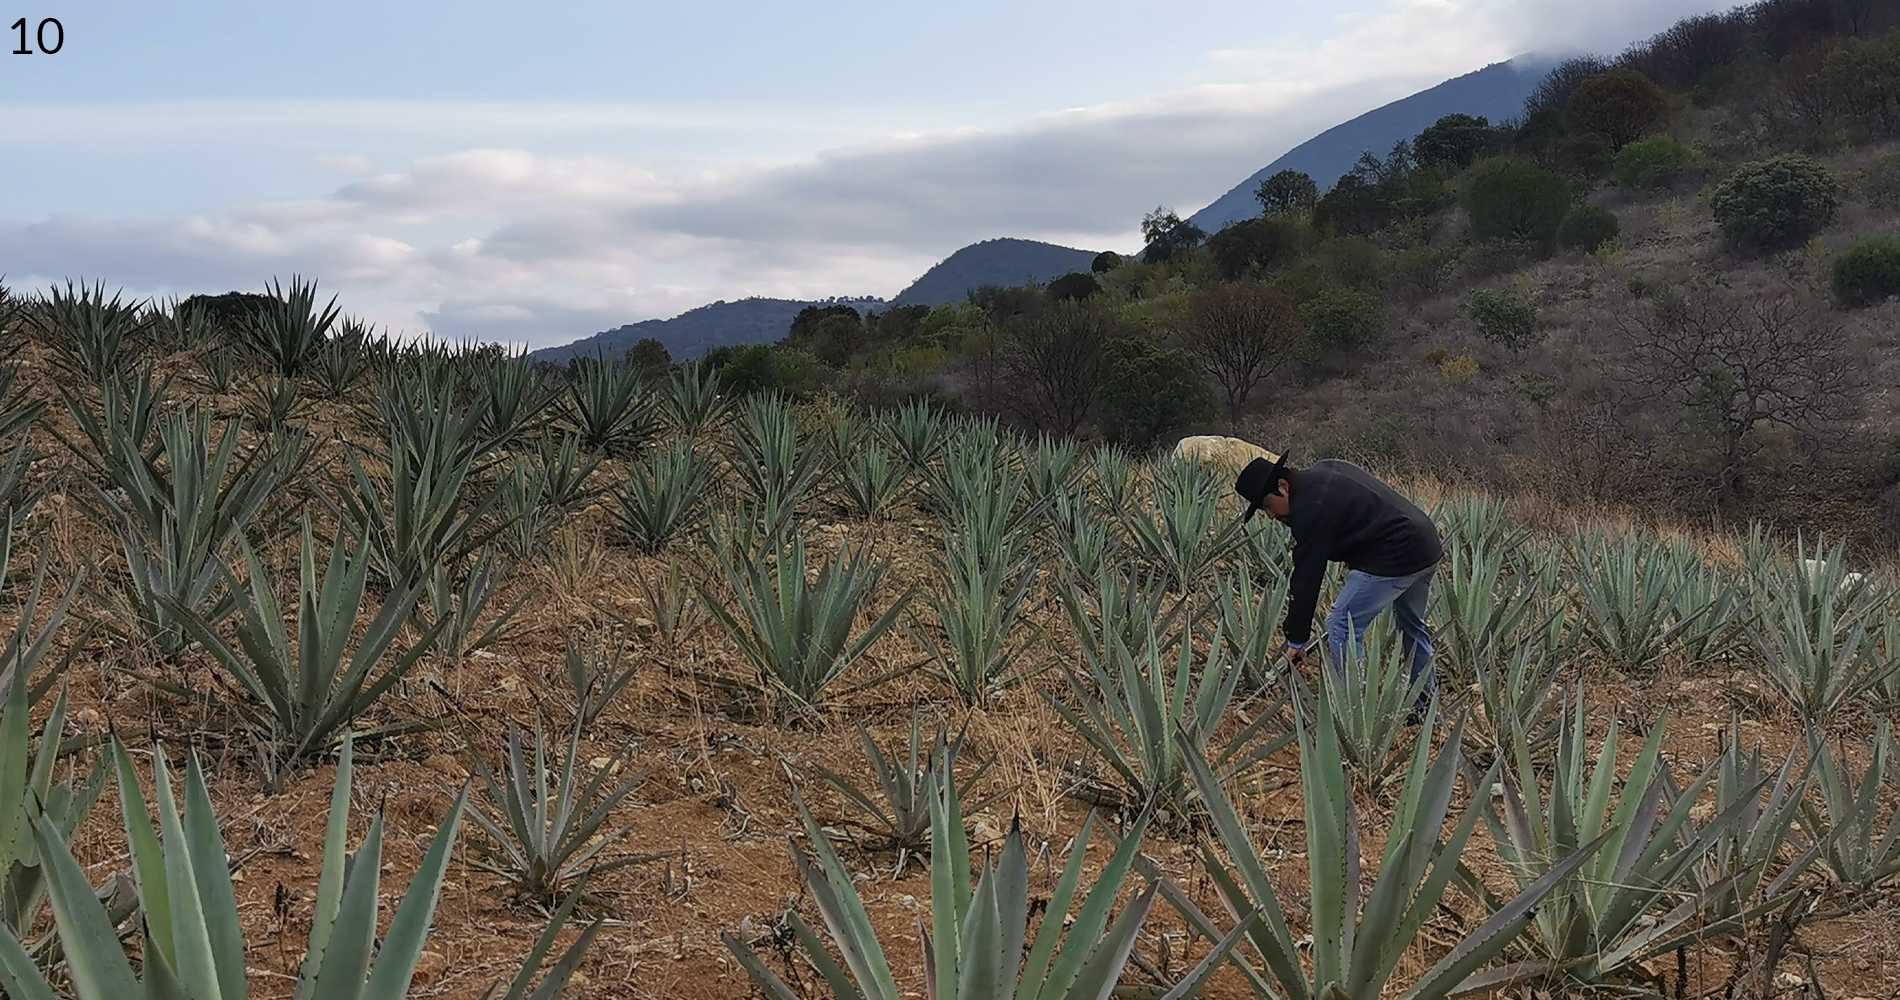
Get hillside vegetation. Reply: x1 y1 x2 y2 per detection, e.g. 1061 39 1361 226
3 2 1900 999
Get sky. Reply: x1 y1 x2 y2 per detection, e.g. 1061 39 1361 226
3 0 1733 349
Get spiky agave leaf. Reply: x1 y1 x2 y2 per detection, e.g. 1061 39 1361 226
1315 617 1429 787
806 708 1006 875
1568 527 1710 673
666 360 729 436
1799 722 1900 891
1121 457 1244 595
468 715 668 907
724 759 1246 1000
1745 537 1896 724
564 353 659 456
33 280 151 383
239 275 341 378
908 526 1044 705
1049 578 1288 816
1479 701 1771 984
1170 692 1609 1000
703 534 912 716
609 440 712 554
0 732 524 1000
158 516 450 792
562 628 640 729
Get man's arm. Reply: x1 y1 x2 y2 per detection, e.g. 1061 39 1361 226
1282 532 1327 648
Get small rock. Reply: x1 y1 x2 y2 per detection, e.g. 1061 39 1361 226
970 818 1006 847
1775 972 1807 990
498 674 521 692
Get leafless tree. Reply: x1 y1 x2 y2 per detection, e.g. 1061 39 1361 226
1178 283 1309 415
1613 283 1859 499
998 299 1117 434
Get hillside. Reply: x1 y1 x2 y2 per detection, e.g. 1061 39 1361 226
528 295 886 366
1187 57 1551 232
890 237 1100 307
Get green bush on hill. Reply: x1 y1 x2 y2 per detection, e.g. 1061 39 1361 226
1614 135 1703 190
1466 288 1541 351
1298 285 1388 351
1710 154 1841 251
1832 235 1900 307
1558 204 1621 252
1097 337 1215 449
1463 157 1574 244
1563 67 1670 150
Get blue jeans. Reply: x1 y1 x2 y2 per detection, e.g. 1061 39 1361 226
1324 567 1436 705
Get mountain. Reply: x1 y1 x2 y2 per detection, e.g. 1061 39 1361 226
891 238 1100 307
529 295 887 366
1187 57 1553 233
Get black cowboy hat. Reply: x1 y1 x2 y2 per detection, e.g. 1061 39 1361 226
1233 452 1287 522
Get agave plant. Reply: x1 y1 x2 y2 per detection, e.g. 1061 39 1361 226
1049 577 1287 816
334 381 505 587
564 354 659 455
422 546 535 665
0 433 40 527
1568 528 1709 673
609 440 712 554
834 441 907 521
933 424 1039 560
244 374 306 430
729 393 829 546
1047 489 1115 582
1089 444 1135 517
312 317 370 398
0 359 42 446
723 762 1244 1000
1657 537 1740 665
87 410 307 660
469 716 666 908
0 519 83 704
160 518 450 792
1238 512 1292 582
1213 568 1290 690
884 396 951 470
1746 539 1895 723
1668 731 1822 925
1428 532 1541 685
34 280 150 382
1470 637 1566 750
0 733 597 1000
0 669 107 943
908 527 1043 705
1121 458 1244 594
240 274 341 378
474 353 561 448
563 629 640 728
1800 722 1900 891
807 710 1003 875
145 297 212 354
1165 697 1603 1000
666 360 729 436
704 535 911 715
1025 433 1082 505
630 557 710 655
1478 704 1767 986
196 341 238 394
1315 619 1429 786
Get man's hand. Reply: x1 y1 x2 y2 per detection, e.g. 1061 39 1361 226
1286 644 1307 669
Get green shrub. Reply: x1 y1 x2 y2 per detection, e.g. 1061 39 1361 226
1097 338 1216 450
1614 135 1702 190
1463 158 1574 243
1853 151 1900 210
1466 288 1541 350
1047 271 1100 301
1090 249 1123 272
1206 216 1310 280
1559 133 1616 181
1563 67 1670 149
1557 204 1621 251
1298 286 1388 351
1710 154 1841 251
1832 235 1900 307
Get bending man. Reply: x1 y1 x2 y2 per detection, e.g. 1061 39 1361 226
1234 452 1443 717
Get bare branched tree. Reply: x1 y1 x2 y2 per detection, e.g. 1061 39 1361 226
1179 283 1309 415
998 299 1118 434
1613 283 1860 498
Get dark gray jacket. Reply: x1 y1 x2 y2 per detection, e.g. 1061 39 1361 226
1283 460 1441 645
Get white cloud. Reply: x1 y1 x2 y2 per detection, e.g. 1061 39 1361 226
1 0 1739 350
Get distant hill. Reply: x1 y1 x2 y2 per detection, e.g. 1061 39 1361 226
529 295 887 366
892 238 1100 307
1188 57 1552 233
